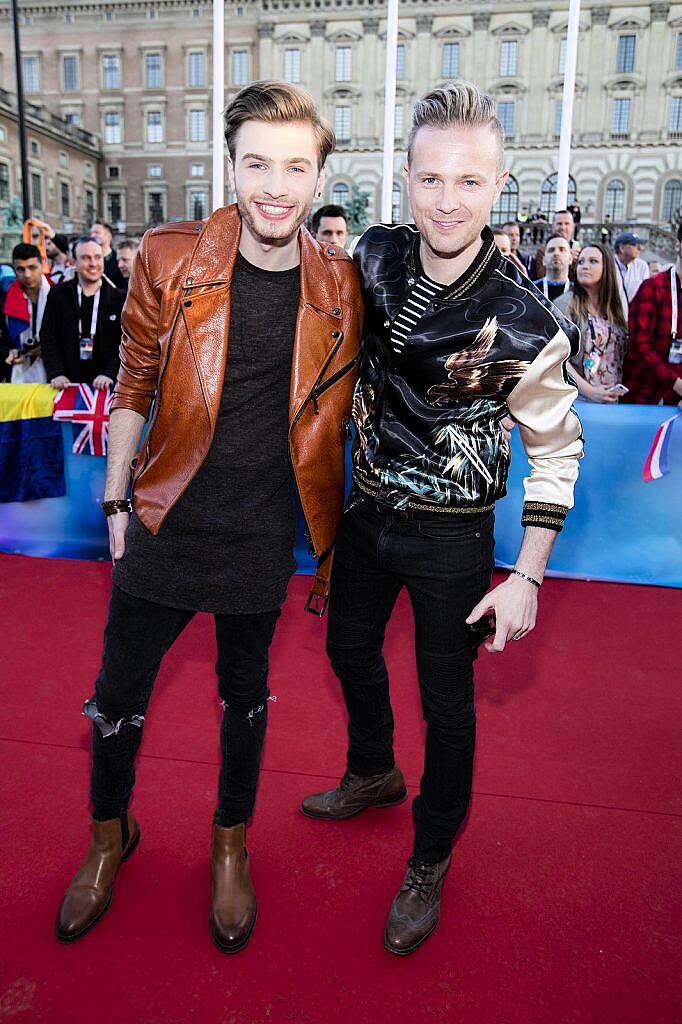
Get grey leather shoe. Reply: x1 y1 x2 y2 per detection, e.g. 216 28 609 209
383 855 451 956
300 767 408 820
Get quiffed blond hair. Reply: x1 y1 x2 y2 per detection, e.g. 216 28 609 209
224 81 335 169
408 81 504 166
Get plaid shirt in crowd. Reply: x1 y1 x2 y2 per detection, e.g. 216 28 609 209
623 268 682 405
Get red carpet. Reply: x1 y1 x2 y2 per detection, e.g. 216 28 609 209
0 553 679 1023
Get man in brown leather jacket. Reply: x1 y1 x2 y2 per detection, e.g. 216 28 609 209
56 82 362 953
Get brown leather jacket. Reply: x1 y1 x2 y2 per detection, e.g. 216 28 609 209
112 204 363 611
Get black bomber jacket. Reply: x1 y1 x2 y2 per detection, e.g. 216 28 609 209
350 224 584 531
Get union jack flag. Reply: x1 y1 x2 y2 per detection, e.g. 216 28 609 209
53 384 112 457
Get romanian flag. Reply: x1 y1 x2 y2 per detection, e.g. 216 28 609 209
0 384 65 503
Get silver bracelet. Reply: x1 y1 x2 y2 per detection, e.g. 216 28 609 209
511 569 541 589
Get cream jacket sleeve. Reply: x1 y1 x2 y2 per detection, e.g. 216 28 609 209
506 328 584 531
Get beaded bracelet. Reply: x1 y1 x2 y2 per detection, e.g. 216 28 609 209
102 499 132 517
511 569 541 589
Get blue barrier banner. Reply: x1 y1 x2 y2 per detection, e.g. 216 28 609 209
0 403 680 587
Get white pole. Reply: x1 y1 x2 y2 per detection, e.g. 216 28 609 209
212 0 225 212
380 0 399 223
556 0 581 210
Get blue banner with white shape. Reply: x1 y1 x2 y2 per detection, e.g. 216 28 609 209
0 397 680 588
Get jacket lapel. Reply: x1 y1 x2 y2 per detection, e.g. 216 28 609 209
291 228 344 421
179 206 241 429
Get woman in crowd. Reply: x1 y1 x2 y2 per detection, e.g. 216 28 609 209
555 242 628 403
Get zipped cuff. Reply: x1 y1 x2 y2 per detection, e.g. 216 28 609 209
521 501 568 532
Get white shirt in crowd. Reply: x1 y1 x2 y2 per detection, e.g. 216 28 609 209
615 256 650 315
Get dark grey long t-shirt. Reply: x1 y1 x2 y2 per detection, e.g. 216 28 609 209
114 252 300 613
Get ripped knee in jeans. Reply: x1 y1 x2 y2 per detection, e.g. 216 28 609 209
83 698 145 738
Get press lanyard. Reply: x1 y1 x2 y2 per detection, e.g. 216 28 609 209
671 267 679 339
587 315 611 354
542 279 569 299
77 284 100 339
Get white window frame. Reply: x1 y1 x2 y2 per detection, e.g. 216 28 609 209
670 96 682 136
335 46 352 83
188 50 206 87
62 54 79 92
104 110 122 145
334 105 351 141
22 56 40 93
442 41 459 78
232 50 249 86
145 52 163 89
500 39 518 77
611 97 631 137
284 48 301 84
396 43 405 81
148 164 163 178
146 110 164 144
188 109 207 143
102 53 121 90
497 100 515 137
616 34 636 75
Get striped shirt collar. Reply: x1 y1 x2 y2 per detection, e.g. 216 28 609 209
408 225 502 303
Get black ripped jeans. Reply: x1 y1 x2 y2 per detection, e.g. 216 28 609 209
88 585 280 828
326 497 495 864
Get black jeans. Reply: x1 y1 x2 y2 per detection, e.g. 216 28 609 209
326 498 495 864
88 585 280 828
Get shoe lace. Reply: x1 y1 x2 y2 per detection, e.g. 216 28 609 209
339 772 353 792
403 859 438 900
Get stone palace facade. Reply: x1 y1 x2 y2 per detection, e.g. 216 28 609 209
0 0 680 234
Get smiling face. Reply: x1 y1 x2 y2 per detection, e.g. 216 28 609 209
576 246 604 290
405 123 507 263
75 240 104 284
228 119 324 247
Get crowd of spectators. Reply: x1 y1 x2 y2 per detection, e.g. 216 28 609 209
2 204 681 411
491 210 682 408
0 223 139 386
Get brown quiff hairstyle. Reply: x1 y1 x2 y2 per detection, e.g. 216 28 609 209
224 81 335 170
408 81 504 168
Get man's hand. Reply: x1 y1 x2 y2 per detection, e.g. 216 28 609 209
466 575 538 653
93 375 114 391
107 511 129 563
50 375 71 390
6 349 22 365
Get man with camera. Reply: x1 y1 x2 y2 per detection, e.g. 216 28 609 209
1 243 52 383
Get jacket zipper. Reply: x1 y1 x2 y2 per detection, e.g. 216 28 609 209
132 303 183 495
310 351 360 414
288 329 355 556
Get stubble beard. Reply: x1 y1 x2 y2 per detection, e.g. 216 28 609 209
237 192 313 247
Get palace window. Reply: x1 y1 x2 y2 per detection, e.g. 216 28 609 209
284 49 301 84
442 42 459 79
604 179 626 221
500 40 518 77
335 46 352 83
616 34 635 74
